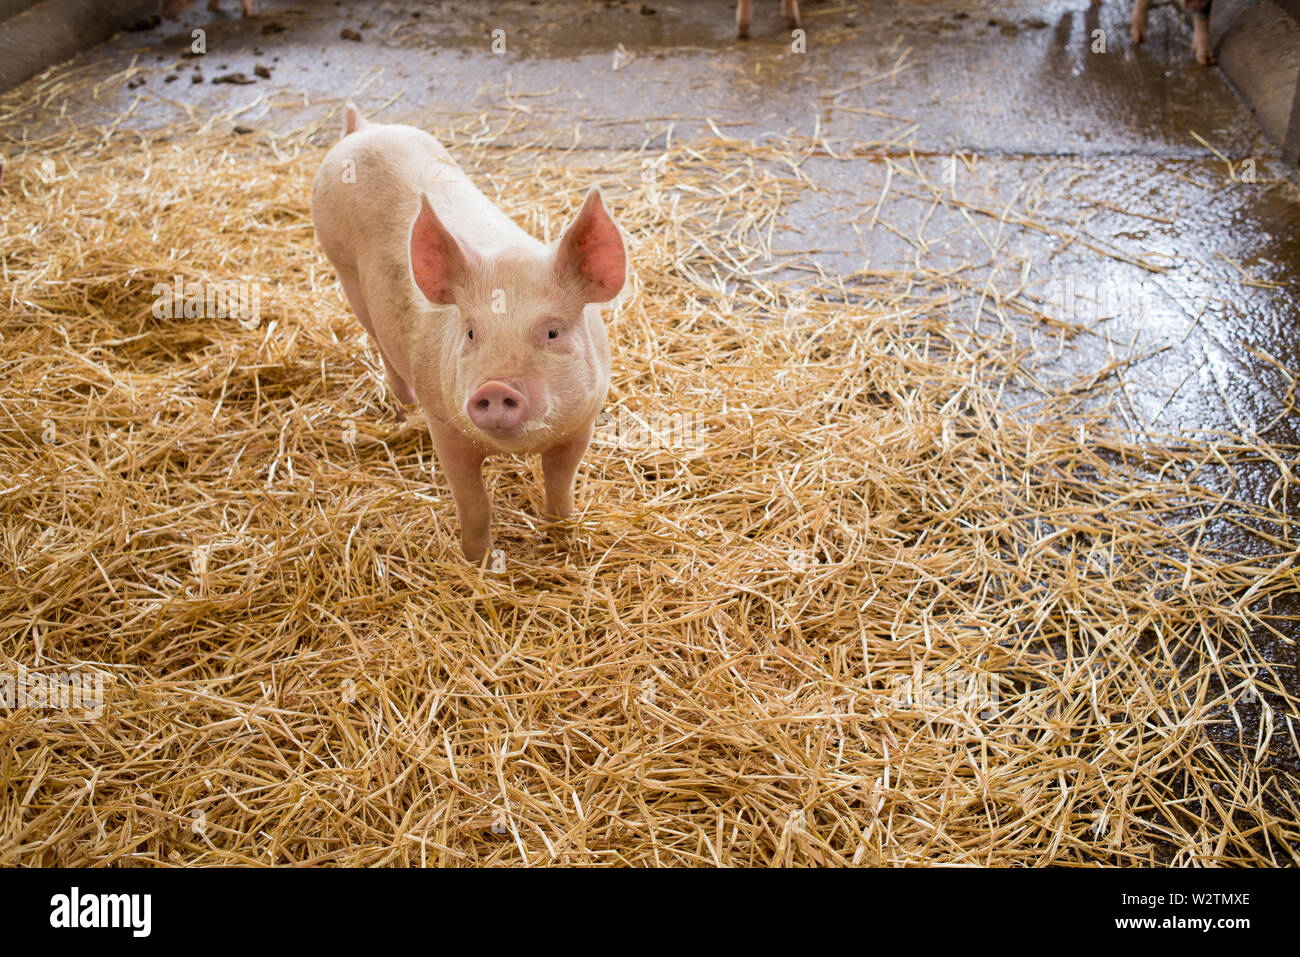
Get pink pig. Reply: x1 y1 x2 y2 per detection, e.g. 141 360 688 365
310 106 626 562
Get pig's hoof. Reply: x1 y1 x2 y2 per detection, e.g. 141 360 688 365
462 529 492 564
1197 51 1215 66
785 16 801 29
1130 23 1145 44
542 492 575 521
736 27 750 39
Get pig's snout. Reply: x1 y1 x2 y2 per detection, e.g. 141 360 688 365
467 381 529 434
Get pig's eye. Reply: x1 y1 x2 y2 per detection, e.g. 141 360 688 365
466 329 474 340
547 328 559 340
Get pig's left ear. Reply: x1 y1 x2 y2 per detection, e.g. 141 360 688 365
555 188 626 304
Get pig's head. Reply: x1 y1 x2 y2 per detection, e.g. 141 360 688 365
410 188 624 454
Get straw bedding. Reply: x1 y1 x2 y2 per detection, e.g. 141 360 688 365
0 101 1297 865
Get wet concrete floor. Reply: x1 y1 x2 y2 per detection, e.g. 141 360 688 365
9 0 1295 434
2 0 1297 770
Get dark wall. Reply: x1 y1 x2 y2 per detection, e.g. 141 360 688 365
0 0 156 93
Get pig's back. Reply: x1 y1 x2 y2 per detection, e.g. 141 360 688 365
311 123 536 275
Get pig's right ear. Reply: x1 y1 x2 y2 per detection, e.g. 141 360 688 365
410 193 473 305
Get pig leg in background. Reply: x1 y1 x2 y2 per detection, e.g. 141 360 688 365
541 420 595 521
1131 0 1151 43
1131 0 1213 65
207 0 256 14
336 268 417 409
736 0 753 38
738 0 800 37
430 424 492 563
1186 0 1214 65
164 0 255 15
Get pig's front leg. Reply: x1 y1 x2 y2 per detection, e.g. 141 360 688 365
541 419 595 521
431 425 493 562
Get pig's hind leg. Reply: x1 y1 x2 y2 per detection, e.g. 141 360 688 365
337 269 417 410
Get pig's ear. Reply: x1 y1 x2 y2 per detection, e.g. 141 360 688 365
343 103 367 137
555 188 626 304
410 193 473 305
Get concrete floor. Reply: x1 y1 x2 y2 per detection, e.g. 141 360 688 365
3 0 1297 762
10 0 1295 430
